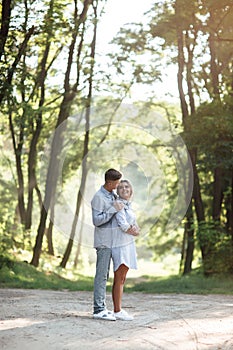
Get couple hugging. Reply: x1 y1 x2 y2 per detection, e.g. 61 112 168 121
91 168 140 321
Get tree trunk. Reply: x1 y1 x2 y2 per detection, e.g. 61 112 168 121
7 14 34 227
30 97 71 267
60 102 90 268
8 112 26 225
30 0 92 267
60 1 97 268
25 24 51 229
185 31 196 115
25 115 42 229
0 0 12 61
189 149 208 261
175 3 196 272
0 26 35 104
177 28 189 119
183 203 194 274
212 167 223 222
46 217 55 256
231 169 233 245
74 203 85 267
208 9 220 99
46 191 56 256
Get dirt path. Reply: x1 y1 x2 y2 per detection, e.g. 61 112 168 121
0 288 233 350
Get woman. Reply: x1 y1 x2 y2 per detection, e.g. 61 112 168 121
111 179 140 321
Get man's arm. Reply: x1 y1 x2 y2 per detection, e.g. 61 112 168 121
91 196 123 227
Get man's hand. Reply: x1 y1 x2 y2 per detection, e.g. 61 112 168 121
113 201 124 211
127 225 140 236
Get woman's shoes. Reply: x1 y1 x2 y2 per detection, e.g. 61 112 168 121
114 309 134 321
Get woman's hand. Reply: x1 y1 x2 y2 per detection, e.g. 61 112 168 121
127 225 140 236
113 201 124 211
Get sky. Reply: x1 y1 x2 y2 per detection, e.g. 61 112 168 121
96 0 179 103
97 0 154 49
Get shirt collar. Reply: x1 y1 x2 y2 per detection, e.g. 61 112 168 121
100 186 117 198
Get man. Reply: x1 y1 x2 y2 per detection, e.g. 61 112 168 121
91 168 123 321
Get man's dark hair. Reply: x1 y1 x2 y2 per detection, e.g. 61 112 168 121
105 168 122 182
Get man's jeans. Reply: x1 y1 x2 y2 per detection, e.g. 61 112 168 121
93 247 112 314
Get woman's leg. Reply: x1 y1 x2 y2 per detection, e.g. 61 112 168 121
112 264 129 313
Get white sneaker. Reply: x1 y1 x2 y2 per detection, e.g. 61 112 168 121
93 309 116 321
114 309 134 321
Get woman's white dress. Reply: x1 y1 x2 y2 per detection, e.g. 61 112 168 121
111 200 138 272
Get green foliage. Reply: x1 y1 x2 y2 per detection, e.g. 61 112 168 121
1 0 233 277
0 255 14 270
109 22 162 91
185 101 233 170
0 145 19 254
197 221 233 274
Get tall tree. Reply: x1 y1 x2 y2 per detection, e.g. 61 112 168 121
60 0 98 268
31 0 92 267
25 0 58 230
114 0 233 273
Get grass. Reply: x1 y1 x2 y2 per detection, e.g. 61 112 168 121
1 255 233 294
124 272 233 295
0 256 93 291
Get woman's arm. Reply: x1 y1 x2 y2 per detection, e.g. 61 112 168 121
115 209 131 232
115 209 140 236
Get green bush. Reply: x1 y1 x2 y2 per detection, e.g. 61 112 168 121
197 221 233 275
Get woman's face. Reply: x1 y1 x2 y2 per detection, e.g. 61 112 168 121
117 182 132 200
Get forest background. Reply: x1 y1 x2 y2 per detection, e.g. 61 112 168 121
0 0 233 289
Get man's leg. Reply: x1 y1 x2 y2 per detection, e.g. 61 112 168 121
93 247 112 314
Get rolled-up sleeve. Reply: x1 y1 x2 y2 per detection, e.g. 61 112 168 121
91 195 117 227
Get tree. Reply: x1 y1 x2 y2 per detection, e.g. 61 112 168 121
2 0 64 232
31 0 92 267
59 0 96 268
112 0 233 274
0 0 12 61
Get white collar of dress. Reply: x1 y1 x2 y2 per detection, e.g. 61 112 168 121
119 198 131 206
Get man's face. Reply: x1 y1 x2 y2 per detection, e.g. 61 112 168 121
108 179 120 190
